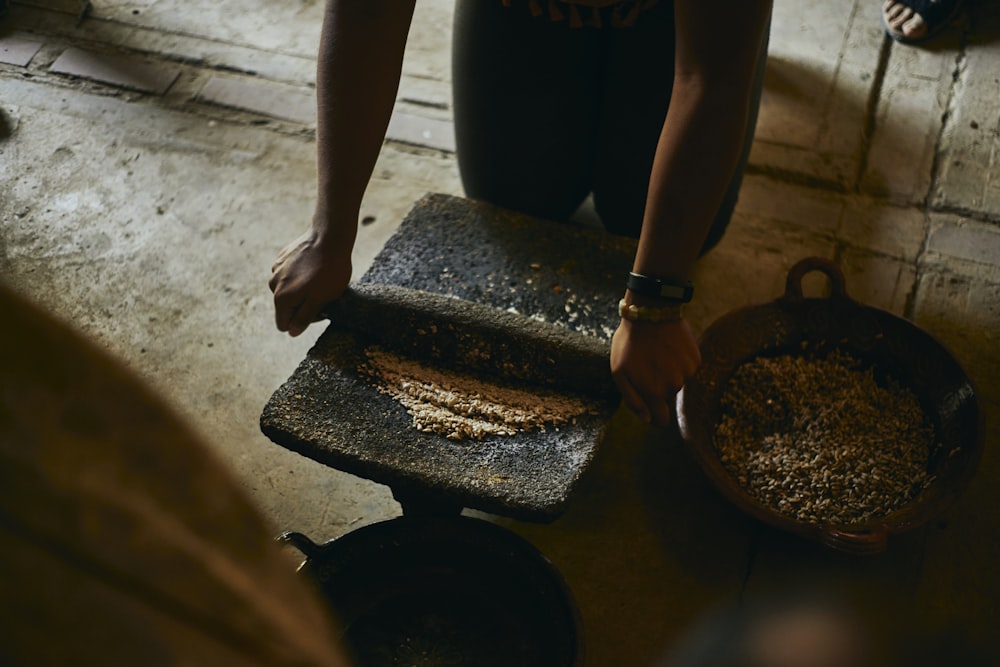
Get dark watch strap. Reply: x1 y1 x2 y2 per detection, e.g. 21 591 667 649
625 272 694 303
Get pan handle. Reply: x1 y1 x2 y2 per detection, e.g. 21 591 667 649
277 531 323 560
783 257 849 302
819 526 889 556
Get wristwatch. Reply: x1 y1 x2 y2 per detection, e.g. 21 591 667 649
625 272 694 303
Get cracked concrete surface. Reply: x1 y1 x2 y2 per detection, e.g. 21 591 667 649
2 0 999 664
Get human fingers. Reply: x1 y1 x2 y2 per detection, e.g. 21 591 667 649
287 296 324 338
612 368 651 424
646 389 675 429
268 266 282 294
271 276 303 333
633 371 678 429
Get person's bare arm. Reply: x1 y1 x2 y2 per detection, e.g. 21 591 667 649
270 0 417 337
633 0 771 279
611 0 772 426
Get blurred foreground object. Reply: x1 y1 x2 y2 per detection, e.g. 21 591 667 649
659 595 873 667
0 285 351 666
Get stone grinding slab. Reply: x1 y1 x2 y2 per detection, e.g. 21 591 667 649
362 193 639 341
261 194 638 522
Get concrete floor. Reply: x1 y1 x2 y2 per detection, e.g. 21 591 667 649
2 0 999 665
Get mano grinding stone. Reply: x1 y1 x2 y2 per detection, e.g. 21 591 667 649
325 283 617 400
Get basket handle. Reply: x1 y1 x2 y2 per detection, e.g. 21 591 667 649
784 257 849 301
819 526 889 556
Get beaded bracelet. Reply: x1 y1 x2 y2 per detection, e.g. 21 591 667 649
618 299 684 323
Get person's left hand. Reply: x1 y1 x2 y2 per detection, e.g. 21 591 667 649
610 317 701 428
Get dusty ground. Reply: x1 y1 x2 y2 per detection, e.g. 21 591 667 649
2 0 999 664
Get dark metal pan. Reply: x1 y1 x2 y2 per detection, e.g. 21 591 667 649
281 515 582 666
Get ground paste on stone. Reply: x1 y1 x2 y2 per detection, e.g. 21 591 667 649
360 346 600 441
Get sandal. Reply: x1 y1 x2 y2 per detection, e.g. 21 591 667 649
882 0 965 44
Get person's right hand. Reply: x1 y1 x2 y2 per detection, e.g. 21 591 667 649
269 230 352 337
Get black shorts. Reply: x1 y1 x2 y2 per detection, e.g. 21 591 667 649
451 0 768 252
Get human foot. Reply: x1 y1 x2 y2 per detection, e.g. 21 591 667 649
882 0 964 44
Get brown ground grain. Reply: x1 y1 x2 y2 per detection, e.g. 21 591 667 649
714 350 936 525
